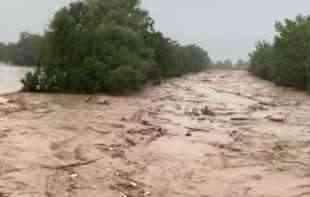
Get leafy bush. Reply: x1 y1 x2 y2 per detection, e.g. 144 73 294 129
273 15 310 89
21 71 40 91
249 41 274 80
22 0 211 93
249 15 310 90
105 66 145 93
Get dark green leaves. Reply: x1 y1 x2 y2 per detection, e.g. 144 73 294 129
249 15 310 90
22 0 211 94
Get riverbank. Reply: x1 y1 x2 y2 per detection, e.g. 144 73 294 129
0 70 310 197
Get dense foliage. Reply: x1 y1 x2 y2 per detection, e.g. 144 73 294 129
249 41 274 80
0 32 44 66
22 0 211 93
249 15 310 90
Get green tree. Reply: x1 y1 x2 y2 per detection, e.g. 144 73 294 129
0 32 44 66
249 41 274 80
22 0 211 93
249 15 310 91
14 32 44 66
273 15 310 89
0 42 6 62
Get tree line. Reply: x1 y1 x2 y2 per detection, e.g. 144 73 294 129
249 15 310 90
22 0 211 94
211 59 249 70
0 32 44 66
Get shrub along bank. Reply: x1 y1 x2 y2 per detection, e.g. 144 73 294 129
249 15 310 90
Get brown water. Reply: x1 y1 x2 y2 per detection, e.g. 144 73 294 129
0 64 31 94
0 70 310 197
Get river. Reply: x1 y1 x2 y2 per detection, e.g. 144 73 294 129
0 70 309 196
0 63 32 94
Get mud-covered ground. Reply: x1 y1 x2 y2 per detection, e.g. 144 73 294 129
0 70 310 197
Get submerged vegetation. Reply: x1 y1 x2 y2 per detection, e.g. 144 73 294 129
249 15 310 90
21 0 211 93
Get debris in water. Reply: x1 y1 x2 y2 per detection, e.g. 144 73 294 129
185 132 192 137
198 117 206 121
191 108 200 116
266 114 285 122
201 106 216 116
141 120 151 126
231 116 250 121
85 96 93 103
97 98 110 105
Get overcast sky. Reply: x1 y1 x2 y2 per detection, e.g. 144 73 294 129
1 0 310 61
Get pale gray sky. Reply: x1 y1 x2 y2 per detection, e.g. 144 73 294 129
1 0 310 61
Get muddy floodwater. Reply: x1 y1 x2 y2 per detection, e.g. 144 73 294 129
0 70 310 197
0 64 31 94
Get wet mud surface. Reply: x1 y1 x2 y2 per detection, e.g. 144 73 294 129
0 70 310 197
